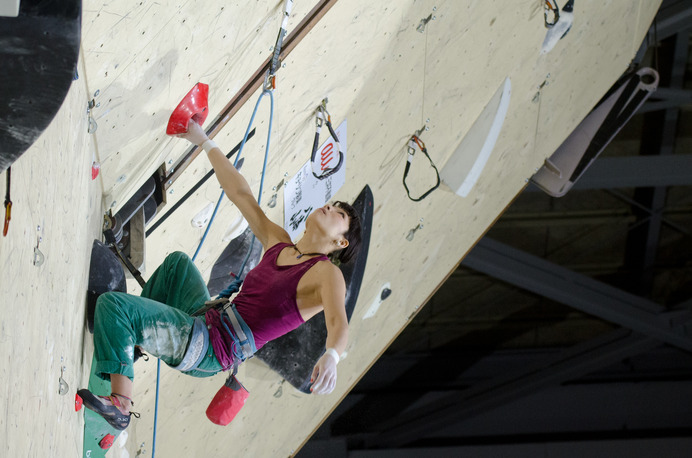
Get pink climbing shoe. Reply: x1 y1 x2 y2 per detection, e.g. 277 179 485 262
77 389 139 430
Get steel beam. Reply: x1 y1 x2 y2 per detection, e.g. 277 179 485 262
634 0 692 63
639 88 692 113
362 237 692 448
625 30 689 295
367 329 660 448
652 0 692 40
462 238 692 350
526 154 692 191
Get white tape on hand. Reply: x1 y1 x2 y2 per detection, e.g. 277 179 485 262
325 348 340 365
201 139 218 153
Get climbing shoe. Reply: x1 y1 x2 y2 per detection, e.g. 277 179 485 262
77 389 139 431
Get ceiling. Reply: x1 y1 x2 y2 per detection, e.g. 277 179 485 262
301 2 692 455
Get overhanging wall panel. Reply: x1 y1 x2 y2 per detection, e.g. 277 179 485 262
0 0 662 456
127 1 662 456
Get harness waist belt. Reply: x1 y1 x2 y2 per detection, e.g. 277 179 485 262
170 317 209 372
224 303 256 360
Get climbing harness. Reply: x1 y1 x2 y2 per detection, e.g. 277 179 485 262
402 134 440 202
3 167 11 237
311 100 344 180
168 317 210 372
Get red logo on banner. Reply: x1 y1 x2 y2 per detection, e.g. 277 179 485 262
320 143 334 171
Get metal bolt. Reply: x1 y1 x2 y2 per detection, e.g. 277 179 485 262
167 180 172 186
94 89 100 97
111 201 117 208
168 159 173 165
169 189 174 194
433 6 437 11
432 16 436 20
426 118 430 123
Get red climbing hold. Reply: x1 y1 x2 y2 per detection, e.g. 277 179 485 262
75 393 83 411
91 161 101 180
99 433 115 449
166 82 209 135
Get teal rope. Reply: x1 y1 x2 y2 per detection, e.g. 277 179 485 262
151 89 274 457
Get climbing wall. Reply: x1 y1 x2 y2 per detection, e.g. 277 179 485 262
0 0 661 456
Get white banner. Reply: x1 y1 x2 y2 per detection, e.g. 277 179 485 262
283 119 347 240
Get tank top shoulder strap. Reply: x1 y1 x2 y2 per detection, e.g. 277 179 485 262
300 253 330 269
264 242 292 259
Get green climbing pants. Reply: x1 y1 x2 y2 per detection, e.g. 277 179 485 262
93 252 222 381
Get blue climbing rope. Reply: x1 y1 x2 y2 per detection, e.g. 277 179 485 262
151 88 274 457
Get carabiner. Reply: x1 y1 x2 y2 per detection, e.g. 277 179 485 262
544 0 560 28
3 166 11 237
315 106 325 129
311 102 344 180
263 71 276 92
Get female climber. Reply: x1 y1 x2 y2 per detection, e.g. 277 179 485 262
78 120 361 430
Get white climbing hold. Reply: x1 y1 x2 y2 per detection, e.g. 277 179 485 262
191 202 215 228
222 213 249 242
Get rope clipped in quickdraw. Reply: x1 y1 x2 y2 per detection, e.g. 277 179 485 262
311 100 344 180
403 135 440 202
265 0 294 91
3 167 11 237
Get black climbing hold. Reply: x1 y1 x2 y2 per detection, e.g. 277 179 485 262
85 240 126 333
0 0 82 171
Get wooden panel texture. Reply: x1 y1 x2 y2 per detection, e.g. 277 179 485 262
0 0 660 456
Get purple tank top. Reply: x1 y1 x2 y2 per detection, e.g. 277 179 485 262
233 242 329 350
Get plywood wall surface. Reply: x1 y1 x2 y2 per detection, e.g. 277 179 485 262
0 55 102 457
0 0 660 456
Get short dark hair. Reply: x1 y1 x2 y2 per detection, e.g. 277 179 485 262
331 201 361 264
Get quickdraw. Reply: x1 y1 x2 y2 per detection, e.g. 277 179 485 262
311 100 344 180
402 135 440 202
264 0 294 91
544 0 560 28
3 167 11 237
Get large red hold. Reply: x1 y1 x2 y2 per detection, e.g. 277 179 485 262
166 83 209 135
